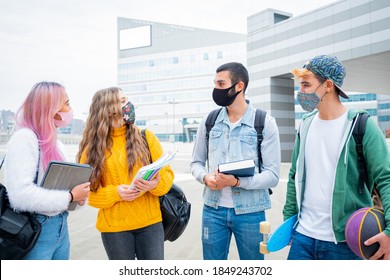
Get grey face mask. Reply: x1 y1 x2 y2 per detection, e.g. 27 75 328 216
296 91 321 112
296 82 326 112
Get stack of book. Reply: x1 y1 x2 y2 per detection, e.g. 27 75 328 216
129 151 176 189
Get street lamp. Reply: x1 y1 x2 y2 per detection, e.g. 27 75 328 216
168 98 179 148
164 112 169 141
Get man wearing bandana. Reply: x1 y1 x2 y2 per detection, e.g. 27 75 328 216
190 62 281 260
284 55 390 260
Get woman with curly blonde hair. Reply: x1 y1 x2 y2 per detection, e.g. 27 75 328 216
77 87 174 260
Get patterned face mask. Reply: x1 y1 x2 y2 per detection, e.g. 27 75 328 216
296 82 326 112
296 91 321 112
122 101 135 124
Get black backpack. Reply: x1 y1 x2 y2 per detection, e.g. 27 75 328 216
205 108 272 194
352 113 382 209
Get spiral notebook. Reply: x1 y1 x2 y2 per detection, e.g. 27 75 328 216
40 161 93 210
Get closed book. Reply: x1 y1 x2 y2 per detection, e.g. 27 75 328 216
218 159 255 177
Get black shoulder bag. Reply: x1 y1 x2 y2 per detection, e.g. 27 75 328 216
0 154 42 260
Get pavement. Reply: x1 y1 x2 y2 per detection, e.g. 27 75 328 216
2 139 390 261
2 139 390 260
64 141 291 260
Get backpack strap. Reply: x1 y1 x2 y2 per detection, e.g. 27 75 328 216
254 109 267 169
0 155 5 170
254 109 272 195
33 153 40 185
141 129 152 164
141 128 148 149
352 113 369 194
205 108 222 150
205 108 222 169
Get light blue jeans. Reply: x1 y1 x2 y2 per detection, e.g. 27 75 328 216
288 231 361 260
202 205 265 260
23 212 70 260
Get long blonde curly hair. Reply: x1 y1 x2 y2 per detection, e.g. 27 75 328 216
76 87 150 192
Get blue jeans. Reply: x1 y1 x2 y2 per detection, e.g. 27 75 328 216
288 231 362 260
101 222 164 260
23 212 70 260
202 205 265 260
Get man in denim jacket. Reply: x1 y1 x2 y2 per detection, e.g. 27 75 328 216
190 62 281 260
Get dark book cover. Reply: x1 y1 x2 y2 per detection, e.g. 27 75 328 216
218 159 255 177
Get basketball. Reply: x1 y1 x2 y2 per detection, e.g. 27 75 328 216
345 207 385 259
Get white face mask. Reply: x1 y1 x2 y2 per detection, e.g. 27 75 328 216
54 109 73 128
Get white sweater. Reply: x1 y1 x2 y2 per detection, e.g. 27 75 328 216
4 128 70 216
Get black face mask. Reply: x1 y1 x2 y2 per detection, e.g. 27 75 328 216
212 83 242 107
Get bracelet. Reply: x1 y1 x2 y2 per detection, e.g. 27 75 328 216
233 177 240 187
69 191 74 203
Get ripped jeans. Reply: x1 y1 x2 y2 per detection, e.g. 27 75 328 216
202 205 265 260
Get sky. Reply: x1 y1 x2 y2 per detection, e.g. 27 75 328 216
0 0 338 119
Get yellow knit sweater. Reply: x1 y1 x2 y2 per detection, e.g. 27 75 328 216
81 126 174 232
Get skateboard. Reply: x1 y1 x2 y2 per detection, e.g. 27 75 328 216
259 214 298 254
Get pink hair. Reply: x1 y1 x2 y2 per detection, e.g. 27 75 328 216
16 81 67 169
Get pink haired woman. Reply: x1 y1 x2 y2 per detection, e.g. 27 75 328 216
3 81 90 259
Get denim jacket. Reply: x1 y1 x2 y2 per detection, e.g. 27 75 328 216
190 101 281 214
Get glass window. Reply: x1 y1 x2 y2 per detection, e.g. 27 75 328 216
172 57 179 64
379 103 390 110
379 115 390 122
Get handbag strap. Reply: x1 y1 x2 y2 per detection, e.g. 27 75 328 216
0 155 4 170
33 150 40 184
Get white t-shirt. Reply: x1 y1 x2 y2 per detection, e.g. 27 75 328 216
297 110 348 241
219 118 242 208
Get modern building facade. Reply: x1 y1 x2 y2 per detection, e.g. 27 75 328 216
118 0 390 161
247 0 390 161
117 17 246 142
